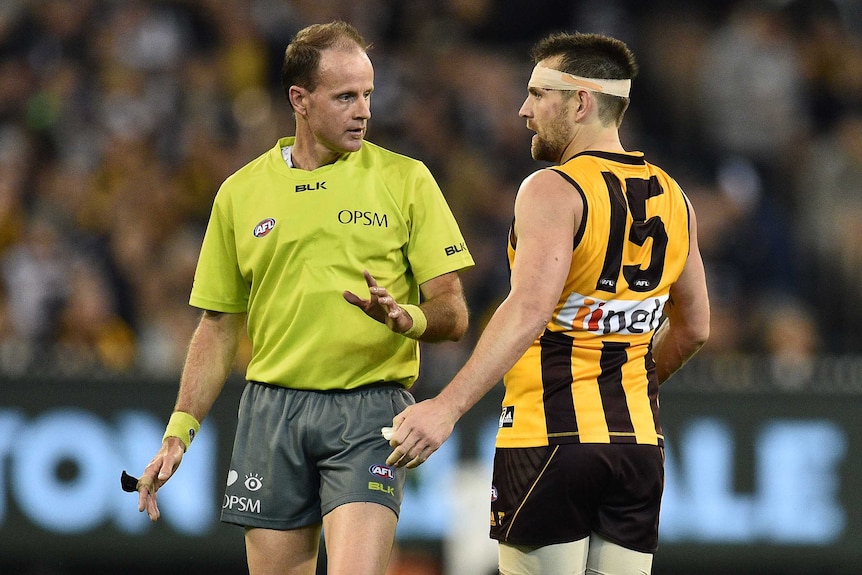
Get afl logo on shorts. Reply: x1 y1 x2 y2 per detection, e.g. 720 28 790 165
369 464 395 480
253 218 276 237
491 485 498 502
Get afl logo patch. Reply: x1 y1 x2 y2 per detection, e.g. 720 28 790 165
369 464 395 480
253 218 276 237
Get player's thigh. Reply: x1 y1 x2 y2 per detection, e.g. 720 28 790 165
245 525 321 575
322 501 398 575
585 534 653 575
593 444 663 554
498 538 590 575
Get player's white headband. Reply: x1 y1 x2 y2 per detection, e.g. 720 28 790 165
528 65 631 98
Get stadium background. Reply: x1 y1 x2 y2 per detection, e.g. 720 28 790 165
1 0 861 573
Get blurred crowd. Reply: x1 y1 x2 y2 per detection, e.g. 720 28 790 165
1 0 861 385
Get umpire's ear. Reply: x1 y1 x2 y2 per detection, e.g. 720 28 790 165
289 85 309 117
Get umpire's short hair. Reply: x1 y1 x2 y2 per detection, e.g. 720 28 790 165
281 20 369 102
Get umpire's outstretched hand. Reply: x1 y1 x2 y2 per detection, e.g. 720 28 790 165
343 270 415 334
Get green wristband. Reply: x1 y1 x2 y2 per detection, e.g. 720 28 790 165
400 304 427 339
163 411 201 452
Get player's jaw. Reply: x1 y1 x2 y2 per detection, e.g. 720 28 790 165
530 127 562 163
530 112 572 163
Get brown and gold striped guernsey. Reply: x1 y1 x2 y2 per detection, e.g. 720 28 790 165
497 150 691 448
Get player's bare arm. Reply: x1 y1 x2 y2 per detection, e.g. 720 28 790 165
387 169 579 468
652 197 710 384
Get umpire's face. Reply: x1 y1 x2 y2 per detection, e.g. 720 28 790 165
300 47 374 157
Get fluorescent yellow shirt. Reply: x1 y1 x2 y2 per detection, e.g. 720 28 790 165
190 137 474 390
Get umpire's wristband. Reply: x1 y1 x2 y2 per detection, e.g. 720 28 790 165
400 304 427 339
163 411 201 452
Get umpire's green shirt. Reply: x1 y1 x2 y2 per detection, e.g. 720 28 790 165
190 137 474 390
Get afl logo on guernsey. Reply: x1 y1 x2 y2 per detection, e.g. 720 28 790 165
253 218 276 237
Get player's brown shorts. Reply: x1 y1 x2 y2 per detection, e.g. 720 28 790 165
490 443 664 553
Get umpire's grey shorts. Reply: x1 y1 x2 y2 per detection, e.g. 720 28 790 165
220 381 414 530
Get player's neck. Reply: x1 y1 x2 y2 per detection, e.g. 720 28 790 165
560 128 624 164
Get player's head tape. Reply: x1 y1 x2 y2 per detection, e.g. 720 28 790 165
528 65 631 98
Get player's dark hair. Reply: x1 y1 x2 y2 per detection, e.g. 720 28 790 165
531 32 638 126
281 20 369 102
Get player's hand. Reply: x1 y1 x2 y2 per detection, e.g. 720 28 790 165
385 398 457 468
343 270 414 334
135 437 185 521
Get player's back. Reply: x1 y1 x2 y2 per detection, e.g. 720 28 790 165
498 150 690 448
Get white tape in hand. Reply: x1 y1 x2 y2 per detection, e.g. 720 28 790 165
381 427 393 441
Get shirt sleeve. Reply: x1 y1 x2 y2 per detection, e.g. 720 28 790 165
404 161 475 285
188 189 249 313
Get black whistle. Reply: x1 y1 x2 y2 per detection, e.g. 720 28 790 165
120 470 139 493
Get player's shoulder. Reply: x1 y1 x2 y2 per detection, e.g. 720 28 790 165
642 158 687 200
521 166 572 189
517 167 583 207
